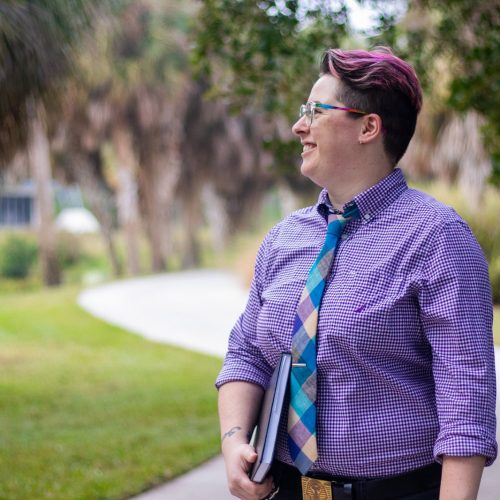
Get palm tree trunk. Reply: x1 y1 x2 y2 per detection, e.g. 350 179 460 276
140 165 165 272
71 152 123 278
112 124 142 275
202 183 230 253
140 155 179 272
27 98 61 286
181 187 202 268
138 99 183 273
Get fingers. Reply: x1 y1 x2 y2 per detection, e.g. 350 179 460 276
241 446 258 467
223 443 274 499
230 474 274 500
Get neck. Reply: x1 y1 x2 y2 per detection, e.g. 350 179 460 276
326 159 394 210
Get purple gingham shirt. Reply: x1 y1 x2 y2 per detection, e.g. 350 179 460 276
216 168 497 477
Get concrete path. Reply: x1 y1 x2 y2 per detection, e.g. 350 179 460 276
78 271 500 500
78 269 248 358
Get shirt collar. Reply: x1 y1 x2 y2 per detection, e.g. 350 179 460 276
316 168 408 222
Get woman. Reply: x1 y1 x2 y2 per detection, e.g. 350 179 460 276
217 47 497 500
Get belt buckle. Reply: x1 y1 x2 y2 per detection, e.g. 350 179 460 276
301 476 333 500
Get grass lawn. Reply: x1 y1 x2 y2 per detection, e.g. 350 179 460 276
0 286 221 500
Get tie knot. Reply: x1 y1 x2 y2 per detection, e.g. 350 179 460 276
327 204 359 234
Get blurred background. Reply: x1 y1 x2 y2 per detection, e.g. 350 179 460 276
1 1 499 498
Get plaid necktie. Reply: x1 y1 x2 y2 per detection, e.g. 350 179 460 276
288 204 359 474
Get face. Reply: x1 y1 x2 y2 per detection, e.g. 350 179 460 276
292 74 363 189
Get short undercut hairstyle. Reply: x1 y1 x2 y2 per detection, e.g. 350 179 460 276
321 47 422 165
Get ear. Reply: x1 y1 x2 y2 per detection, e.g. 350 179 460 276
358 114 383 144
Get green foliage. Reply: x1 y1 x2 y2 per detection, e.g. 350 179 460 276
490 257 500 305
495 306 500 345
0 234 38 279
430 0 500 184
375 0 500 184
263 136 313 192
194 0 500 184
467 221 500 264
411 181 500 303
80 0 194 98
0 0 116 163
55 233 110 284
468 222 500 304
193 0 351 180
56 232 84 268
112 1 192 87
0 286 221 499
193 0 349 119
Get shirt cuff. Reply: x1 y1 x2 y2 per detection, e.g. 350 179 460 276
215 355 272 391
433 424 498 466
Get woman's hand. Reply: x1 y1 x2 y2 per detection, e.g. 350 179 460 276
222 440 274 500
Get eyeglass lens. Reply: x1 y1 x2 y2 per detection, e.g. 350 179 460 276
299 103 314 125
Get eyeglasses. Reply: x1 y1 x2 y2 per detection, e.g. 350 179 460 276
299 101 367 126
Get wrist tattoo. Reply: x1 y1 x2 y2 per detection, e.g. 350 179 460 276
221 426 242 443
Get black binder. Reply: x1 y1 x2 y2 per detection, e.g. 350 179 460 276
250 352 292 483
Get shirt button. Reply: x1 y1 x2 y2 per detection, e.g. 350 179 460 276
341 234 348 240
364 213 371 221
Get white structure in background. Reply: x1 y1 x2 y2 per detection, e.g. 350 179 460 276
55 207 100 234
0 179 90 228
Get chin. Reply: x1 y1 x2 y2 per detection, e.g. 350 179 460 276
300 159 315 177
300 163 324 188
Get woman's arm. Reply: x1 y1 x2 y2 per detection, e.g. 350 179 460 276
439 455 485 500
219 381 274 500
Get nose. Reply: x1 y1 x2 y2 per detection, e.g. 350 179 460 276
292 114 309 137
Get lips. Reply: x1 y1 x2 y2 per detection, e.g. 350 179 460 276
302 142 317 154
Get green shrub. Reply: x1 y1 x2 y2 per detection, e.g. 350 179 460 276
462 214 500 304
0 234 38 279
464 218 500 263
413 181 500 303
490 257 500 305
57 232 83 268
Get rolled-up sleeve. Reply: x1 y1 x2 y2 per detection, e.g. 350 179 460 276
215 226 279 390
419 221 497 465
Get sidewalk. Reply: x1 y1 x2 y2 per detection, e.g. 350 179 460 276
78 269 248 358
79 271 500 500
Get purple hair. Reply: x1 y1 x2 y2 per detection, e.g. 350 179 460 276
321 47 423 164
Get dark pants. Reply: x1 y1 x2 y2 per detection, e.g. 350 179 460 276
270 461 441 500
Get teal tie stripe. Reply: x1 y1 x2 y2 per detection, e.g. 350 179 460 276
288 204 359 474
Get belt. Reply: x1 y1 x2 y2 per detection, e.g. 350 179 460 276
271 461 442 500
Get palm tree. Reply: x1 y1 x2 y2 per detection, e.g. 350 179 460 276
0 1 105 165
179 80 272 260
72 0 196 273
54 82 123 277
26 97 61 285
0 0 110 285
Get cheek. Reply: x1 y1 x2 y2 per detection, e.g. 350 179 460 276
314 131 336 154
311 119 336 143
317 126 354 154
